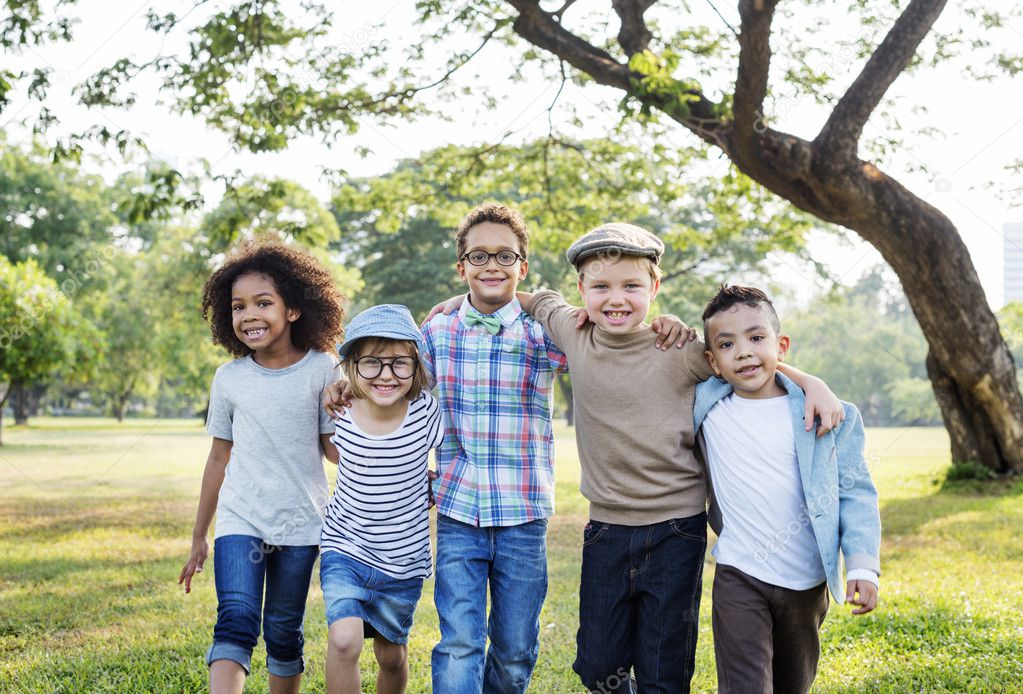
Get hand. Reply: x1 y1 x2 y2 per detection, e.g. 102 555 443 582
322 379 354 419
650 314 697 351
424 295 466 322
179 537 209 594
846 579 878 615
427 469 438 509
803 378 845 438
573 307 592 329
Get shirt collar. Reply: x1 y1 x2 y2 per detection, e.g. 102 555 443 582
459 294 524 327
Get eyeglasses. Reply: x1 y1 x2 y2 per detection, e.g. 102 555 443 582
460 250 524 267
354 356 418 380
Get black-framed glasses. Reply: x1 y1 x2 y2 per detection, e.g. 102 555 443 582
354 356 418 380
461 250 524 267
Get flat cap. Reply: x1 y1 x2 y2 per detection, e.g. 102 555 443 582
566 222 665 268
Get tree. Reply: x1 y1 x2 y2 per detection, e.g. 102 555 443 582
0 257 85 442
5 1 1021 471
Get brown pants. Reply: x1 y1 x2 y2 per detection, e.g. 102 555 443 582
712 564 829 694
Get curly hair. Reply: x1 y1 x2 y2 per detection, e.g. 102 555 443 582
201 238 346 357
455 202 529 259
701 284 781 341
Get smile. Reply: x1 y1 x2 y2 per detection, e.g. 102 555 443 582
243 327 268 339
736 364 761 376
603 310 631 322
480 277 505 286
372 384 400 393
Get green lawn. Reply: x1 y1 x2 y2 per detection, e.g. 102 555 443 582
1 419 1021 692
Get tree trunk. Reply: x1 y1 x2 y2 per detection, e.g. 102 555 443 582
557 373 574 427
12 381 29 426
0 382 9 446
726 129 1023 474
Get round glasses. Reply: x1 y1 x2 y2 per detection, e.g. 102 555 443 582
354 356 418 380
461 250 524 267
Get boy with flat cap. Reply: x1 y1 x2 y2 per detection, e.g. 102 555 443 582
512 223 843 693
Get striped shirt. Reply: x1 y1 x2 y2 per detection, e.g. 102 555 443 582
321 392 444 580
421 297 568 527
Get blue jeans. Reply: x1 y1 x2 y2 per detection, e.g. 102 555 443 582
573 514 707 694
205 535 318 677
431 514 549 694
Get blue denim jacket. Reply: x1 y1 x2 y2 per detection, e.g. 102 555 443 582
694 373 882 602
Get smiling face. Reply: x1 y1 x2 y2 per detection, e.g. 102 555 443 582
231 272 300 357
577 256 660 334
704 302 790 399
351 340 417 410
457 221 528 314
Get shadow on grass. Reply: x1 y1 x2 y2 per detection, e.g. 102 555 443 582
0 496 193 543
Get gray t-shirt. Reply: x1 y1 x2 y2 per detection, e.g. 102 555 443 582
206 350 339 546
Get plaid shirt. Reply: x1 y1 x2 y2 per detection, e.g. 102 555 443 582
421 297 568 527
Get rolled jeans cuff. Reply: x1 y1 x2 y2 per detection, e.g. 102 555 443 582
206 641 252 674
267 653 305 678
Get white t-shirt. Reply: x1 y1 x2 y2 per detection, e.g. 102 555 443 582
321 392 444 580
206 350 339 546
701 393 827 590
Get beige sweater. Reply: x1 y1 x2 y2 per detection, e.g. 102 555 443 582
526 291 714 525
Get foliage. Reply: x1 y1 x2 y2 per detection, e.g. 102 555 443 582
0 256 91 442
785 266 932 425
332 139 819 318
0 140 117 295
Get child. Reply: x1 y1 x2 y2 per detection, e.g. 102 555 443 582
178 240 344 694
695 285 881 694
511 223 844 693
327 204 688 693
320 304 444 694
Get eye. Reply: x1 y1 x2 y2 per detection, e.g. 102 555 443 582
625 283 640 289
468 251 488 264
497 251 517 263
719 341 732 349
257 300 271 307
751 335 763 342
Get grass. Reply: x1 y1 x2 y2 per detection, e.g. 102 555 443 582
1 419 1021 692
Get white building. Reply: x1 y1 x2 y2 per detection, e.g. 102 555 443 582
1005 223 1023 305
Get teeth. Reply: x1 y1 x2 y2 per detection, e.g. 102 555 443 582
605 311 629 319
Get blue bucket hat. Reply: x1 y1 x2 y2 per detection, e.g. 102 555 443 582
337 304 425 361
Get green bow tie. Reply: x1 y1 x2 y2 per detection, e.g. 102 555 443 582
464 312 502 335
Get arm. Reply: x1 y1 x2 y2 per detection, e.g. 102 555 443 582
320 433 339 465
834 404 882 615
178 437 232 593
322 379 355 420
777 363 845 437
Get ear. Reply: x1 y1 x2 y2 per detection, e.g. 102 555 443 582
287 307 301 323
456 260 467 282
649 277 660 300
705 349 722 376
777 334 790 361
577 277 585 298
518 258 529 280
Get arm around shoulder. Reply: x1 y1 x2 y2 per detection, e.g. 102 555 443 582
834 404 882 577
519 290 579 347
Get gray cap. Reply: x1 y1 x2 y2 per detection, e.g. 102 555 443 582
337 304 424 360
566 222 665 268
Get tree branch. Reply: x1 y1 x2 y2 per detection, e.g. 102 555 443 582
507 0 631 91
815 0 948 162
611 0 658 55
731 0 779 146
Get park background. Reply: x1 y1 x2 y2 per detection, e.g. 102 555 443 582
2 1 1023 691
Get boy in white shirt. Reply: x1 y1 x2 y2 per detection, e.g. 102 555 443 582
694 285 881 694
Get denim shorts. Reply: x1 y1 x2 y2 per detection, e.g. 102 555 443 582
320 551 424 645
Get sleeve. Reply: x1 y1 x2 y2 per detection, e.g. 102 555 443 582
541 326 569 373
419 322 438 390
684 336 715 383
205 367 234 441
834 403 882 577
319 355 342 435
523 290 579 356
428 394 445 450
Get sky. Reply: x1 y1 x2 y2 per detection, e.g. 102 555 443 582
3 0 1020 309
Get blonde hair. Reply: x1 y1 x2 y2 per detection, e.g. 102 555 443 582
343 337 428 402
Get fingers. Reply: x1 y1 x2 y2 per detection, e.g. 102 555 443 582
805 400 814 432
574 308 589 329
425 303 445 321
846 580 878 615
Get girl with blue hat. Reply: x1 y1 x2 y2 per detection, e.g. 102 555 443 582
320 304 444 693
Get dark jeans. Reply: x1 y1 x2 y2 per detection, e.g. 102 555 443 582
573 513 707 694
711 564 829 694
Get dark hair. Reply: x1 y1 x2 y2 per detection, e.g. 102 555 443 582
702 284 781 340
455 202 529 259
201 238 346 357
343 337 428 402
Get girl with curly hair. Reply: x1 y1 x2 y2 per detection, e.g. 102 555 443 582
178 238 345 694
